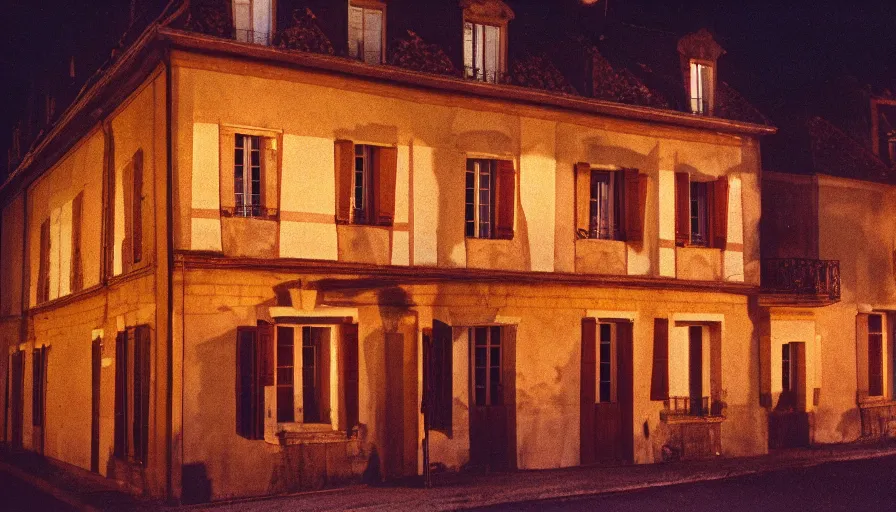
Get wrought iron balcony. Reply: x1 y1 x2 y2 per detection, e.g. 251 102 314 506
760 258 841 306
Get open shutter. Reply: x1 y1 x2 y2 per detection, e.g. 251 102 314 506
121 160 134 273
113 331 127 458
374 146 398 226
220 133 236 213
503 324 518 470
711 176 729 250
132 150 143 264
71 192 83 292
624 170 648 243
580 318 597 465
334 140 354 224
432 320 453 434
650 318 670 401
494 160 516 239
575 162 592 237
262 137 279 218
134 325 150 464
256 321 274 387
343 323 360 437
674 172 690 246
37 219 50 304
236 328 259 439
856 314 870 400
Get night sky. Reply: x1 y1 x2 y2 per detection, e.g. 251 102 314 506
2 0 895 177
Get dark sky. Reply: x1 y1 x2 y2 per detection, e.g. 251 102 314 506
1 0 895 176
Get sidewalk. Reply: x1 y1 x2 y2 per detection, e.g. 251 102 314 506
197 440 896 511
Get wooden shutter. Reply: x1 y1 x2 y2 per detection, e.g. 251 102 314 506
132 150 143 265
432 320 453 433
262 137 279 217
374 146 398 226
502 324 518 470
650 318 670 401
334 140 355 224
121 160 134 274
674 172 690 246
220 133 236 213
575 162 592 236
711 176 729 250
494 160 516 240
37 219 50 304
32 347 45 427
71 192 83 292
580 318 597 465
256 321 274 387
624 170 648 243
236 328 262 439
869 315 883 397
343 323 360 437
113 331 127 458
855 314 870 400
133 325 150 464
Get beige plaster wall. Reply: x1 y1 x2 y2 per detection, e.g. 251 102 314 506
1 194 26 316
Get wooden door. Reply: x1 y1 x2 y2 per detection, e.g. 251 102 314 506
688 326 704 416
769 342 809 449
469 326 514 471
10 351 24 449
91 338 101 472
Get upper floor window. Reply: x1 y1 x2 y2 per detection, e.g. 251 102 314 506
589 171 621 240
888 136 896 166
233 0 273 45
463 22 502 83
222 129 279 220
689 61 712 115
37 191 85 305
868 314 884 397
674 173 728 249
334 140 397 226
689 181 709 246
465 158 515 239
348 2 385 64
235 134 262 217
574 163 647 243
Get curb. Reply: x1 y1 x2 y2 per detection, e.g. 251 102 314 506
0 459 97 512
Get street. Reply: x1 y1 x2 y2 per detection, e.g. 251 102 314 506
478 455 896 512
0 471 75 512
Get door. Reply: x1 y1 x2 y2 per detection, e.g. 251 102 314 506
688 326 704 416
91 338 101 472
769 342 809 448
469 326 515 471
581 319 634 465
10 351 24 449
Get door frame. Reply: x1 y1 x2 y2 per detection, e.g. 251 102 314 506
467 324 517 471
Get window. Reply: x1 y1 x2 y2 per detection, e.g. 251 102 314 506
869 314 884 397
575 164 647 243
234 134 262 217
665 324 718 417
589 171 622 240
36 219 50 304
352 145 374 224
32 346 47 429
349 3 384 64
464 22 502 83
275 326 295 423
424 321 453 433
465 158 516 239
233 0 272 45
114 325 150 464
779 341 806 412
271 325 338 425
334 141 397 226
689 181 709 247
35 190 85 304
471 326 502 407
598 323 615 403
689 61 712 114
301 327 331 423
782 343 791 392
887 137 896 166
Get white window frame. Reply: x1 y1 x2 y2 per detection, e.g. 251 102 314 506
273 324 340 431
348 3 385 64
233 0 273 46
234 133 262 217
689 60 713 115
464 21 502 83
597 322 617 403
465 159 497 239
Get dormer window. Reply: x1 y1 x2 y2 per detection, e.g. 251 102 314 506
461 0 514 83
233 0 273 45
349 1 385 64
888 135 896 166
689 61 712 115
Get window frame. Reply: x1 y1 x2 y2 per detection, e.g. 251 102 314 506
470 326 503 407
869 314 884 398
273 324 338 429
587 170 624 241
689 60 713 115
597 322 617 404
689 181 710 247
463 19 506 83
234 133 263 218
465 158 497 239
113 325 150 465
232 0 275 46
351 144 376 225
348 1 386 65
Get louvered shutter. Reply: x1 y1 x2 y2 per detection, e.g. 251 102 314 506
580 317 597 465
494 160 516 239
334 140 355 224
113 331 127 458
220 133 236 214
711 176 729 250
134 325 150 464
122 160 134 273
374 146 398 226
575 162 592 237
432 320 453 433
132 150 143 264
37 219 50 304
343 323 360 437
257 321 274 387
263 137 279 218
624 170 648 242
650 318 670 401
674 172 690 246
856 314 870 400
71 192 83 292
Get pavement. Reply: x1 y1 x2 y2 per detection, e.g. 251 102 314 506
3 440 896 511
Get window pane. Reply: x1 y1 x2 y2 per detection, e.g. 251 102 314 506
363 9 382 64
475 346 487 367
348 6 363 58
474 24 484 79
483 24 500 83
463 22 474 77
475 327 488 346
490 366 501 405
490 326 502 346
253 0 272 44
234 0 251 42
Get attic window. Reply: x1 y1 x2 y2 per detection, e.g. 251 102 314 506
461 0 514 83
233 0 273 45
689 61 712 115
349 1 385 64
888 135 896 166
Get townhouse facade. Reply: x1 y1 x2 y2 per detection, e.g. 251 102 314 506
1 0 778 503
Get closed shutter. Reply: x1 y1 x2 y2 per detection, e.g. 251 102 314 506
32 347 45 427
257 321 274 387
122 160 133 273
575 162 592 237
220 133 236 213
650 318 669 401
37 219 50 304
133 325 150 464
262 137 279 218
711 176 729 250
503 324 518 470
113 331 127 458
236 328 262 439
374 146 398 226
624 170 648 243
343 323 360 436
674 172 690 246
869 315 883 397
132 150 143 264
855 313 870 400
431 320 453 433
71 192 83 292
334 140 355 224
494 160 516 239
580 317 597 465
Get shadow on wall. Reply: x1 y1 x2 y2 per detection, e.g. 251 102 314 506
182 463 212 505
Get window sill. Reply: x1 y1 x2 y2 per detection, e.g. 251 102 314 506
858 397 896 409
275 428 354 446
220 207 279 221
661 413 725 425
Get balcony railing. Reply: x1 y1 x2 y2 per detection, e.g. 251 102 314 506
235 29 271 46
464 66 504 84
761 258 841 302
664 396 719 417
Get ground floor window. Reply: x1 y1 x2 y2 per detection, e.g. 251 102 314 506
32 346 47 429
471 326 502 407
667 323 719 417
114 325 150 464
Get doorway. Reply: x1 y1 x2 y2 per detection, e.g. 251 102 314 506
10 351 24 449
769 341 809 448
581 319 634 465
91 338 101 472
469 326 516 471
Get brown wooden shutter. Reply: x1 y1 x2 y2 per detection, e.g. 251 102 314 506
374 146 398 226
236 327 263 440
711 176 729 250
134 325 150 464
113 331 127 458
121 160 134 274
32 347 45 428
502 323 518 471
432 320 453 434
71 192 83 292
494 160 516 240
869 315 884 397
674 172 690 246
650 318 670 401
575 162 592 236
220 133 236 213
262 137 279 217
256 320 274 387
855 314 870 401
580 317 597 465
132 150 143 265
624 170 648 243
334 140 355 224
793 342 807 412
37 219 50 304
343 323 360 437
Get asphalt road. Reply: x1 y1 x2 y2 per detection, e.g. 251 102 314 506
477 455 896 512
0 471 76 512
